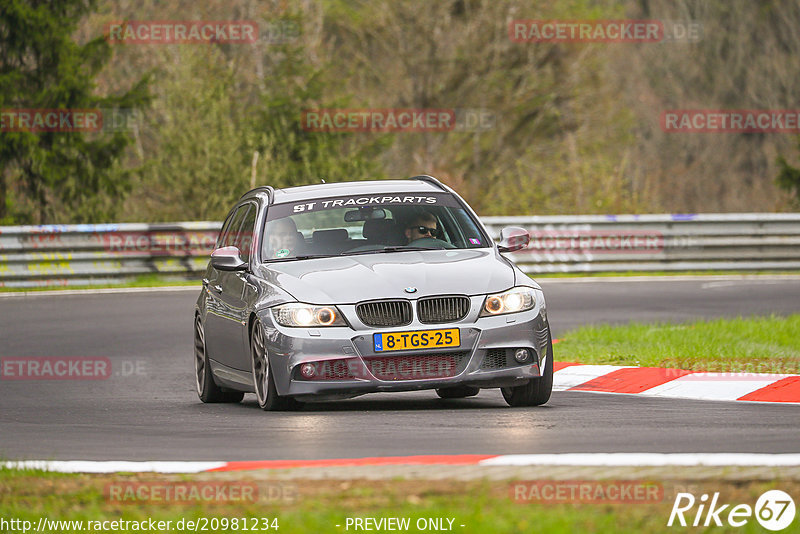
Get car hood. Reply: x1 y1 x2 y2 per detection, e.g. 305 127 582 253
259 249 515 303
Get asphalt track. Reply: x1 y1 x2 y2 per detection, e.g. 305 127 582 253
1 277 799 461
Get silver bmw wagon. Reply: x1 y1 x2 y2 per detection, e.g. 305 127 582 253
194 175 553 410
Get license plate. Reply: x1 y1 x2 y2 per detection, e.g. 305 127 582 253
373 328 460 352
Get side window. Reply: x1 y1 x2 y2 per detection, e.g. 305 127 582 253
221 206 248 248
233 204 257 262
452 208 487 248
216 210 237 248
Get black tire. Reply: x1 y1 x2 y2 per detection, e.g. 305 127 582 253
436 386 480 399
501 332 554 407
194 315 244 403
251 319 303 411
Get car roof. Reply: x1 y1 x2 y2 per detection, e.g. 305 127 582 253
239 177 448 204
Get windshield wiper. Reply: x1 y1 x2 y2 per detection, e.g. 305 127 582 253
380 246 435 252
267 254 332 262
337 246 433 257
269 247 438 261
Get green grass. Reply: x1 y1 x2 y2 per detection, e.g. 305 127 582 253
0 469 795 533
0 274 200 293
554 314 800 374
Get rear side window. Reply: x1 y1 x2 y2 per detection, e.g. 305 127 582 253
233 205 257 262
216 210 237 249
220 205 249 249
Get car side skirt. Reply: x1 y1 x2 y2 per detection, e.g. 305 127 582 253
209 358 255 393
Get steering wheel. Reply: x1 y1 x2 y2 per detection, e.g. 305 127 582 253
407 237 456 249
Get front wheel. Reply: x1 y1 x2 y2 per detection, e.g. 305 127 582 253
251 319 302 411
501 333 554 407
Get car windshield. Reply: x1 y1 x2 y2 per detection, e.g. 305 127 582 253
261 192 490 261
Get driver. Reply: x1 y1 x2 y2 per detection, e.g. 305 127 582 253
265 217 300 258
404 211 439 244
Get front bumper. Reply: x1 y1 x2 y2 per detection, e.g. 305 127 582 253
259 301 551 399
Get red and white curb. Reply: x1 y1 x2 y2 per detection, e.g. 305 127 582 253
4 454 800 474
553 362 800 403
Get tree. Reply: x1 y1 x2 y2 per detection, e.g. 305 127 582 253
0 0 149 223
244 36 389 197
117 8 385 222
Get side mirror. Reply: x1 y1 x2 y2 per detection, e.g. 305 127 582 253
497 226 530 253
210 246 247 271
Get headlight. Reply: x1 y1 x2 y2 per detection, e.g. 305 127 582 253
480 287 536 316
271 303 347 327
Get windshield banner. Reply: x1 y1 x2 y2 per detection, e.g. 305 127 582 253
267 193 460 218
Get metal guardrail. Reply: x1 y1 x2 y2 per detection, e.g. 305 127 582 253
0 214 799 287
0 222 221 288
483 213 800 274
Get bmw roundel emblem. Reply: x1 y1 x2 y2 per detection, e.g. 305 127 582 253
404 287 418 294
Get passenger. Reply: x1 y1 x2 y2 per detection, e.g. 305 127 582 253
265 217 301 258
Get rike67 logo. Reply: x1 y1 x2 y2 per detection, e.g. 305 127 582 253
668 490 795 531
